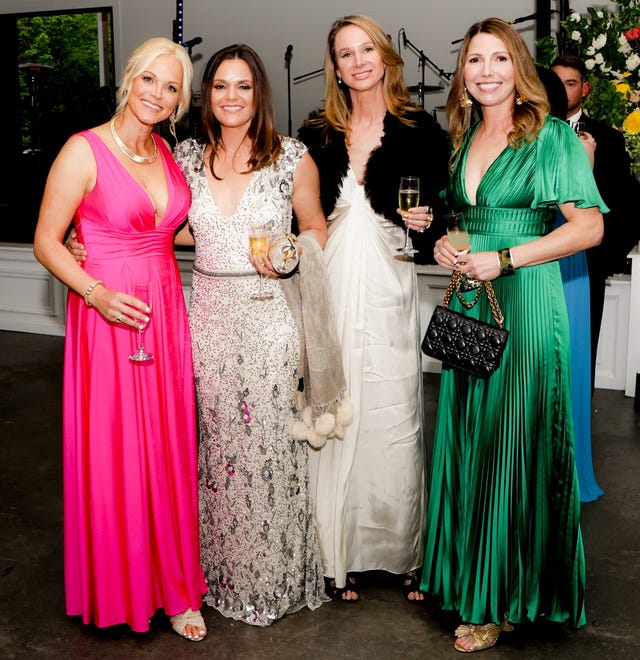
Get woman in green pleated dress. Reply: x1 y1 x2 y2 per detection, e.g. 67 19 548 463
421 18 607 653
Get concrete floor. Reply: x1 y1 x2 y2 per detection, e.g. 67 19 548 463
1 329 639 659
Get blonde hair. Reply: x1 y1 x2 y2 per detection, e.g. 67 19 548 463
310 14 420 141
446 17 549 169
115 37 193 121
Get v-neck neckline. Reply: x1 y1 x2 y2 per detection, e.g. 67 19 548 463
90 130 171 228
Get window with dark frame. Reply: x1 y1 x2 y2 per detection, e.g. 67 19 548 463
1 7 114 244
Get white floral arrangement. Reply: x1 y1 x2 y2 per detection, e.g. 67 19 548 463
560 0 640 170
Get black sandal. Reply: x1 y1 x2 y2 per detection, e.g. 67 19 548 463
402 570 424 602
324 574 359 602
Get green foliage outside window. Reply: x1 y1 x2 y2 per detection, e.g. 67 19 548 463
18 12 113 153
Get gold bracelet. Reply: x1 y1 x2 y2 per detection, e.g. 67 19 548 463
83 280 104 307
497 248 515 276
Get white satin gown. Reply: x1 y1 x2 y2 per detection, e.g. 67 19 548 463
308 168 427 588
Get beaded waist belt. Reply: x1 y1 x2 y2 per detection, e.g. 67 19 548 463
193 264 257 278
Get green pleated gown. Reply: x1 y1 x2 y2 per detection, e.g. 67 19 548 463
421 116 608 628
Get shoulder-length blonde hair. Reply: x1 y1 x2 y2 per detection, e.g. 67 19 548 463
199 44 282 179
311 14 420 141
115 37 193 122
446 17 549 169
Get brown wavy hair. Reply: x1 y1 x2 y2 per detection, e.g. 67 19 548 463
199 44 281 179
306 14 420 142
446 17 549 170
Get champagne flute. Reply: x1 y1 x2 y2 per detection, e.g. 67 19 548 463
446 212 480 290
397 176 420 259
129 280 153 362
249 224 273 301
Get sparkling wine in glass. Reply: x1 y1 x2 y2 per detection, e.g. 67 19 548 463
129 281 153 362
446 211 471 251
446 212 480 289
249 224 273 301
397 176 420 259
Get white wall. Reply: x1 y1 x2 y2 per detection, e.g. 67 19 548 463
1 0 617 134
2 0 619 134
0 0 568 135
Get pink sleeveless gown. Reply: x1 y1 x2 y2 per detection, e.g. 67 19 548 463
62 130 206 632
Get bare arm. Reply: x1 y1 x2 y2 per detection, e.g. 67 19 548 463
434 203 603 281
33 135 98 295
174 222 195 246
510 203 603 267
248 152 327 277
292 152 327 248
33 135 150 325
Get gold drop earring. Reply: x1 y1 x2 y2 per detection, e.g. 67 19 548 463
459 87 473 108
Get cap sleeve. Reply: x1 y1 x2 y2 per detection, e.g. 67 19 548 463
534 115 609 213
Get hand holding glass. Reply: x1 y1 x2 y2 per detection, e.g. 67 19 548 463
249 224 273 301
446 212 470 252
398 176 420 258
446 212 481 289
129 281 153 362
574 121 587 138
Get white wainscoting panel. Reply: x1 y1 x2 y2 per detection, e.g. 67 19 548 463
1 243 635 395
625 247 640 397
0 244 196 337
416 264 633 393
0 243 67 336
595 274 630 390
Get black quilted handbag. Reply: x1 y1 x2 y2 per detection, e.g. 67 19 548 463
421 269 509 378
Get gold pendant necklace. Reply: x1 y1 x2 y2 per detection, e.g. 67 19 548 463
109 117 158 165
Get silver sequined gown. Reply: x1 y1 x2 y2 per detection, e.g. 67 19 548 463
175 137 326 626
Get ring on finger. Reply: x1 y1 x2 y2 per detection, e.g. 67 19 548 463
115 314 123 324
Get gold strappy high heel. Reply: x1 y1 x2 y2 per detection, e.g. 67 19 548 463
454 617 513 653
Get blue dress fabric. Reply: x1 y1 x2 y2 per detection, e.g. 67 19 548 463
555 213 604 502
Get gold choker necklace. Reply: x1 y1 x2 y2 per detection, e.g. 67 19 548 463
109 117 158 165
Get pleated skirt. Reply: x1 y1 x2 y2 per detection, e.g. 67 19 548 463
421 208 586 627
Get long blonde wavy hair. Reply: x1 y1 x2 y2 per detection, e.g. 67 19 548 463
446 17 549 170
307 14 421 142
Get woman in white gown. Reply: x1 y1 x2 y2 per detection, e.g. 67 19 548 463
298 15 450 601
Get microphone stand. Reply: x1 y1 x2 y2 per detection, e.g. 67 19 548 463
451 10 559 44
402 31 451 108
293 68 324 84
285 45 293 136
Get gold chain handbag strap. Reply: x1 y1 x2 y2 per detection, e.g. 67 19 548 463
483 280 505 327
442 269 505 328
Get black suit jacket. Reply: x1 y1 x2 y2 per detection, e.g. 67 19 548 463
581 113 640 276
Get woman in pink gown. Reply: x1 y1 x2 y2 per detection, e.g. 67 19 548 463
33 38 207 640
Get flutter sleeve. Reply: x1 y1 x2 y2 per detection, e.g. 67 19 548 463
534 115 609 213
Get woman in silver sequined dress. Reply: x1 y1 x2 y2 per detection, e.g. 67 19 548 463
174 45 328 626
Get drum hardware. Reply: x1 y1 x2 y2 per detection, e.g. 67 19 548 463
407 84 444 94
398 28 452 108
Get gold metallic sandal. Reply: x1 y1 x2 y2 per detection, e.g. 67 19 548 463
454 618 513 653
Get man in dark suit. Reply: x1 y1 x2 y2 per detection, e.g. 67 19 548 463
552 54 640 391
